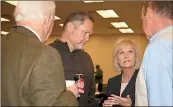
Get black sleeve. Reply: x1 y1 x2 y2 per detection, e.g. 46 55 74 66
49 42 56 49
86 53 97 106
81 51 103 106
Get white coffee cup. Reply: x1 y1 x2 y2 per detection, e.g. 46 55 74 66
65 80 75 87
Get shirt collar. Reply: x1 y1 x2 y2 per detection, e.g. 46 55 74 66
54 39 82 53
150 25 173 42
17 25 41 41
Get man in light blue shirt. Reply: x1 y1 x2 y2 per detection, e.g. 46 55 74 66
135 1 173 106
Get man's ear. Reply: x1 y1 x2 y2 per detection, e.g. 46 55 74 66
44 13 53 24
66 22 75 33
146 7 155 21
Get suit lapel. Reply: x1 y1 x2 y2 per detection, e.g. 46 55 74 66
113 73 122 96
121 70 138 97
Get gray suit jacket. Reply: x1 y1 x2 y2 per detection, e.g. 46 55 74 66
1 26 78 106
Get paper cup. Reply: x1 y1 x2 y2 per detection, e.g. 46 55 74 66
65 80 75 87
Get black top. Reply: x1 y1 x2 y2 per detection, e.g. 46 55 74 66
107 70 139 107
50 39 96 106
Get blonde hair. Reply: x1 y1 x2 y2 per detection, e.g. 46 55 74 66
113 38 140 71
14 1 56 21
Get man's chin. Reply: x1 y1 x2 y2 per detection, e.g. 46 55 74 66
76 45 84 50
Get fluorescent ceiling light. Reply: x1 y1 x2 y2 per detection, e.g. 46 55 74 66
96 10 119 18
111 22 128 28
1 31 9 35
55 16 61 20
59 24 63 27
5 1 18 6
83 1 104 3
1 18 10 21
119 28 134 33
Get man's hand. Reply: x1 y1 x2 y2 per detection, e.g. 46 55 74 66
103 99 118 107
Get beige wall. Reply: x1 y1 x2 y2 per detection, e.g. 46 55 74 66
48 34 148 84
46 35 60 45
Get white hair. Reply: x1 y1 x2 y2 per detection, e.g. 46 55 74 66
14 1 56 21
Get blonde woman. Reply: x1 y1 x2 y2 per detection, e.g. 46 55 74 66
103 39 140 107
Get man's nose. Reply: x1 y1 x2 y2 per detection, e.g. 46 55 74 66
124 53 128 58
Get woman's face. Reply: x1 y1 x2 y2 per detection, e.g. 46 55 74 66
117 44 136 69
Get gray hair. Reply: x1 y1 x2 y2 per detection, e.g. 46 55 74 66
143 1 173 20
63 12 94 30
113 39 140 71
14 1 56 21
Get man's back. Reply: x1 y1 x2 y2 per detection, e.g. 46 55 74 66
136 26 173 106
143 26 172 106
2 26 78 106
2 26 47 105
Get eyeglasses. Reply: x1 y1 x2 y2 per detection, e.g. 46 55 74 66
76 26 92 37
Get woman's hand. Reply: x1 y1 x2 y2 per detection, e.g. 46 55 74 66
103 99 118 107
108 94 132 106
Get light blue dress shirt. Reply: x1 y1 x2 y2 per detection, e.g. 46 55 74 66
141 25 173 106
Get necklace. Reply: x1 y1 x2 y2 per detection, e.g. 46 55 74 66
122 75 129 83
122 70 135 83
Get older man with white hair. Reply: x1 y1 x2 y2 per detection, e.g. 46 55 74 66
2 1 78 106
